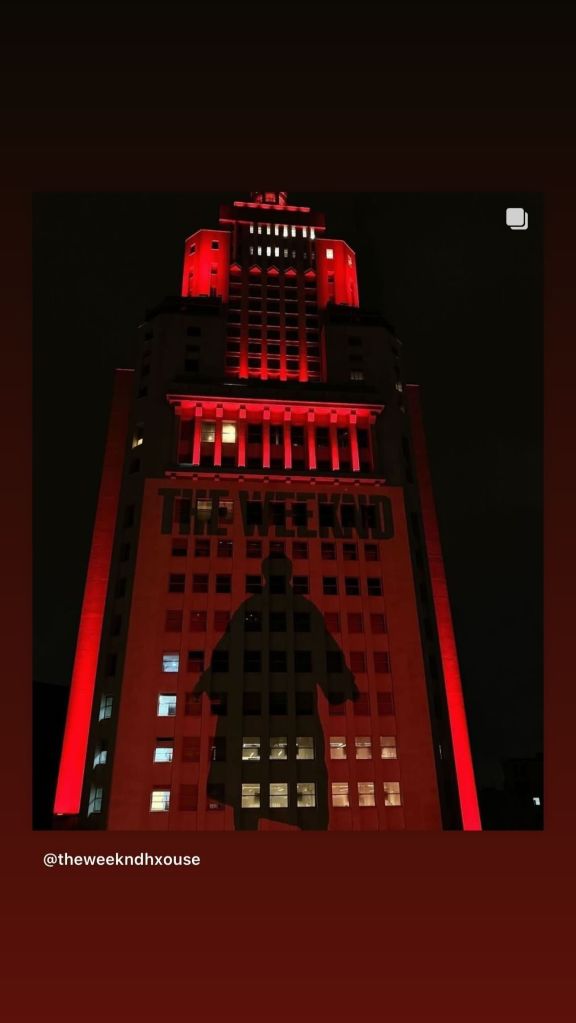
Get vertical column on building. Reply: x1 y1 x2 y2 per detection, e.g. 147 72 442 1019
329 411 340 472
262 408 271 469
307 409 317 471
349 411 360 472
284 408 292 470
192 403 203 465
237 406 247 468
214 405 223 467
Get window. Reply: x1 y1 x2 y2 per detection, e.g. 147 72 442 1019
293 612 310 633
347 613 363 634
247 540 262 559
350 371 364 381
217 539 233 558
326 248 334 260
318 504 335 528
269 574 286 595
150 789 170 812
168 573 185 593
211 650 229 672
196 499 212 521
321 542 336 561
221 421 236 443
87 786 103 816
345 577 360 596
293 576 309 595
340 505 355 528
211 240 220 249
328 692 346 715
216 574 231 594
209 737 226 762
246 575 262 595
171 539 188 558
292 541 308 559
187 325 201 337
355 737 372 760
153 743 174 763
214 610 230 631
374 652 391 673
190 610 207 632
383 781 402 806
243 692 261 715
377 692 395 716
365 543 379 561
244 610 262 632
106 653 117 676
324 612 340 633
269 651 287 673
206 783 225 811
354 692 371 716
380 736 397 759
194 539 210 557
297 782 316 807
330 737 347 760
269 783 288 808
323 577 338 595
244 651 261 673
201 422 216 443
294 737 313 761
343 542 357 561
332 782 349 807
184 692 202 716
157 694 176 717
367 577 383 596
179 785 198 811
370 614 387 634
326 651 343 673
349 652 366 673
269 692 288 715
294 651 312 672
242 738 260 761
242 784 260 809
209 693 227 716
270 736 288 760
295 692 314 715
187 650 204 673
93 743 107 767
99 695 113 721
162 652 180 673
270 540 285 557
358 782 375 807
192 574 209 594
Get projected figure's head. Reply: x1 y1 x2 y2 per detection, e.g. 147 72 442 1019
261 554 293 586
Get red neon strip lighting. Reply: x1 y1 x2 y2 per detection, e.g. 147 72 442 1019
405 385 482 830
53 370 134 815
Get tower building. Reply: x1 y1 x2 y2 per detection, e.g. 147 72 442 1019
53 192 481 831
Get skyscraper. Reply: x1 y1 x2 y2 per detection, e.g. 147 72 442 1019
53 191 481 831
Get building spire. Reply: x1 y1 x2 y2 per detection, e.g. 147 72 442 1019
250 191 288 206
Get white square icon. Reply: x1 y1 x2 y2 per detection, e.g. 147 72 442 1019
506 207 528 230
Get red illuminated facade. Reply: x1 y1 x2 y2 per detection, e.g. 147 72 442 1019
54 192 481 831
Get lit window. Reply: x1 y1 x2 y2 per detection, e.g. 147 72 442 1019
201 422 215 443
150 789 171 812
242 783 260 809
266 247 271 257
266 226 271 235
270 737 288 760
153 744 174 763
274 225 279 236
533 796 541 806
283 225 288 237
249 246 254 255
302 227 307 238
383 781 402 806
326 248 334 259
257 246 262 256
297 782 316 807
310 227 315 239
358 782 375 807
291 226 296 237
222 421 236 444
218 499 234 523
249 225 254 234
196 499 212 521
157 694 177 717
87 785 103 815
162 652 179 673
132 423 144 448
330 737 347 760
98 695 113 721
274 247 280 257
332 782 349 807
242 737 260 761
355 737 372 760
350 371 364 381
257 226 262 234
380 736 397 759
270 783 288 808
93 744 107 767
296 737 314 760
283 248 288 257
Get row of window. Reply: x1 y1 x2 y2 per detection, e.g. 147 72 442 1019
165 609 388 635
168 573 384 597
170 497 376 531
248 225 317 239
146 735 397 763
153 690 394 718
161 649 391 675
171 539 382 562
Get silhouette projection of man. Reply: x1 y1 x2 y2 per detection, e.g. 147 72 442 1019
194 555 359 830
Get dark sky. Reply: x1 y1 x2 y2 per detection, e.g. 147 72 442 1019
33 192 542 790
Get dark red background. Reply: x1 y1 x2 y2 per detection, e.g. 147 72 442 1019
1 4 574 1019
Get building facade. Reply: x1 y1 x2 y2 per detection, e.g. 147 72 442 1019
53 192 481 831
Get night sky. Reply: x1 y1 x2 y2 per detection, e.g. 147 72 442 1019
33 192 542 794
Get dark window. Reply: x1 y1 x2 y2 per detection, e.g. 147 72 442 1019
210 693 227 716
216 574 232 594
370 613 387 633
354 692 371 716
357 428 369 449
246 540 262 558
374 652 391 673
326 651 343 673
214 610 230 631
169 573 185 594
328 692 346 715
324 612 340 633
171 539 188 558
246 502 263 525
207 783 226 811
269 574 286 594
269 650 287 672
247 424 262 444
194 539 210 557
349 652 366 673
343 543 357 561
246 575 262 595
347 613 363 634
211 650 229 672
184 692 202 716
165 610 183 632
270 502 286 526
244 651 262 672
123 504 135 528
323 577 338 596
377 691 395 716
115 577 127 598
185 359 199 373
270 425 283 446
217 539 233 558
293 576 309 595
187 326 201 337
291 426 305 446
345 577 360 596
319 504 335 528
367 577 382 596
294 651 312 672
111 614 122 637
270 612 287 632
270 540 285 556
361 505 377 529
316 427 329 445
321 542 336 560
243 692 261 715
179 785 199 811
295 692 314 715
192 574 209 593
293 612 310 633
106 654 117 677
348 336 363 347
190 610 207 632
292 541 308 559
120 542 130 563
129 458 141 475
364 543 379 561
341 505 356 528
209 737 226 762
187 650 204 672
182 738 200 763
244 610 262 632
211 240 220 249
269 692 288 715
